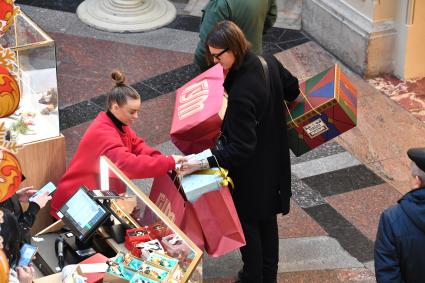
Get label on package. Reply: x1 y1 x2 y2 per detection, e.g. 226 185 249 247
303 118 329 139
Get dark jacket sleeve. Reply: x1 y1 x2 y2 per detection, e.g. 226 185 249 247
374 211 403 283
264 0 277 31
0 195 40 237
19 201 40 232
276 59 300 102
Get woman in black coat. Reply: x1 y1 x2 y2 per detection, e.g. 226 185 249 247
181 21 299 283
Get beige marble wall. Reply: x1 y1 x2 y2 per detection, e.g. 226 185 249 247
276 41 425 194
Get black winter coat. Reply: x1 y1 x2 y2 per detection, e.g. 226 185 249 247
375 187 425 283
208 52 299 219
0 195 40 242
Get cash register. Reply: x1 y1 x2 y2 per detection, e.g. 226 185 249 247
34 186 113 275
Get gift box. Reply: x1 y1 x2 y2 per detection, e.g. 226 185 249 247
135 239 165 260
105 262 137 282
124 227 151 254
147 222 169 239
161 233 190 259
181 167 233 203
286 64 357 156
137 262 171 282
105 253 162 283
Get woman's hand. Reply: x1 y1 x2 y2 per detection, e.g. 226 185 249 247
16 266 34 283
32 192 52 209
171 155 186 164
177 160 205 176
16 186 37 203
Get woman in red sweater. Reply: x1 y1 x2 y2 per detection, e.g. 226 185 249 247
50 71 183 218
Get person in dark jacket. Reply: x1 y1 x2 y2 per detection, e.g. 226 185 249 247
180 21 299 283
194 0 277 71
0 208 35 283
0 173 51 243
374 147 425 283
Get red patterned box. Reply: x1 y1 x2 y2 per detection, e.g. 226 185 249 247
286 64 357 156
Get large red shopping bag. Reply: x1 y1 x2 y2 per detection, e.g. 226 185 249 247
149 174 205 250
192 186 246 257
149 173 186 225
180 203 205 250
170 64 226 154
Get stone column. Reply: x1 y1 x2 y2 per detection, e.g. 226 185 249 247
77 0 176 33
302 0 397 78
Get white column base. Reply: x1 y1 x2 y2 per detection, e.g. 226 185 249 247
77 0 177 33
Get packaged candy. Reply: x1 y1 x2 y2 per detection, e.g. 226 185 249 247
161 233 190 259
136 239 165 260
147 252 179 271
139 262 170 281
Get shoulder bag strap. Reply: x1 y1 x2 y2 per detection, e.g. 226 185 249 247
257 55 271 124
258 55 270 94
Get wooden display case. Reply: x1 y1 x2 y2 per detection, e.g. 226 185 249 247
99 156 203 282
0 10 65 234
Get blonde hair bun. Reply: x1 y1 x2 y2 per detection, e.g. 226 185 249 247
111 70 125 85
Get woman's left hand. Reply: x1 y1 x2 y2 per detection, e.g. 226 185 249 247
32 192 52 209
16 266 34 283
15 186 37 203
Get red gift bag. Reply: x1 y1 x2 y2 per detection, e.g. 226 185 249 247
192 186 246 257
149 174 186 225
180 203 205 251
149 174 205 250
170 64 226 154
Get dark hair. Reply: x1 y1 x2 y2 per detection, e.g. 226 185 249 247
106 70 140 110
205 20 251 69
0 209 21 268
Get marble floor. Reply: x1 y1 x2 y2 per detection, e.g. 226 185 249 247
10 0 425 282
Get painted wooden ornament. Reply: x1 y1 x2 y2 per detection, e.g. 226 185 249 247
0 65 20 118
0 0 16 36
0 150 22 202
0 249 9 283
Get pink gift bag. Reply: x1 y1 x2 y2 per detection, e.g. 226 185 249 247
170 64 226 154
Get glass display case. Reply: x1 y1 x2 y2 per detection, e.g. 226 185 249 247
0 11 59 144
99 156 203 283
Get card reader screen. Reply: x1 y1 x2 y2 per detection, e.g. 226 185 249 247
58 186 109 242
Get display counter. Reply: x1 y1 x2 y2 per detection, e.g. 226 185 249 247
35 156 203 282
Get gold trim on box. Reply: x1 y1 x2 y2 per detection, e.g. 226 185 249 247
100 156 203 282
287 64 344 129
334 64 339 102
287 99 337 129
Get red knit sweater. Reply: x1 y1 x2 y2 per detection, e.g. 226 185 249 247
50 112 175 218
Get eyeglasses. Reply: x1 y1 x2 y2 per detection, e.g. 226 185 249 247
211 48 229 60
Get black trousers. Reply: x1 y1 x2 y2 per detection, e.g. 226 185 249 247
239 215 279 283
